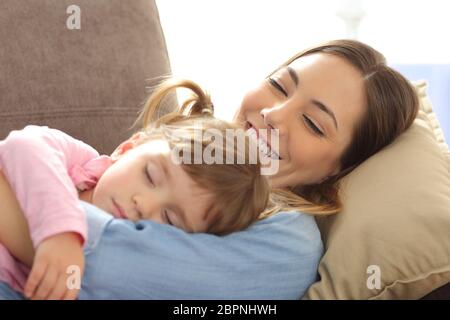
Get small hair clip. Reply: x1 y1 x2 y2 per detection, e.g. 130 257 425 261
202 104 214 115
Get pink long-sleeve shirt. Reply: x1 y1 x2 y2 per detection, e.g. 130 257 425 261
0 125 113 293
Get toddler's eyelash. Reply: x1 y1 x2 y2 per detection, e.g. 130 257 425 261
144 168 154 185
164 209 173 225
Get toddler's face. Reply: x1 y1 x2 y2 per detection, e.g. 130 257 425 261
92 138 214 233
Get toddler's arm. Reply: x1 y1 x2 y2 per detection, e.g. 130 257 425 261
0 126 100 247
0 169 34 268
0 169 84 300
0 125 108 299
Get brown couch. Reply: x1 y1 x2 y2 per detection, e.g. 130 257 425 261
0 0 447 300
0 0 173 155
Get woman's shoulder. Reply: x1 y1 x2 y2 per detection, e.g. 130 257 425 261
245 210 324 256
253 210 322 234
256 209 319 227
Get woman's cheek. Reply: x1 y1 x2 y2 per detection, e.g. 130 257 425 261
287 140 307 169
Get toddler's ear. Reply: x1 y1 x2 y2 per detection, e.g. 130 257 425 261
110 132 144 162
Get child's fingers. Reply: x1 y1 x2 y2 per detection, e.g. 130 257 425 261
24 260 49 298
31 267 59 300
46 274 69 300
62 287 79 300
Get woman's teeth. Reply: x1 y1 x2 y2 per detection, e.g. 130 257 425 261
246 128 280 160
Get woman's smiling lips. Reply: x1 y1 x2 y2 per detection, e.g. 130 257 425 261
112 199 127 219
245 121 282 160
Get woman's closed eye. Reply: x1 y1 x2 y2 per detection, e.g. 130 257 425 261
302 115 325 137
267 77 288 97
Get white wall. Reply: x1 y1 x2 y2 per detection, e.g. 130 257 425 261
360 0 450 64
156 0 450 121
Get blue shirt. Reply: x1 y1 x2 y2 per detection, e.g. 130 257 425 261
0 201 323 300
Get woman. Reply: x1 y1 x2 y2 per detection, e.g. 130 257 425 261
0 39 418 299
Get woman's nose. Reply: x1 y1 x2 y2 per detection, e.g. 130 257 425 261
260 106 287 137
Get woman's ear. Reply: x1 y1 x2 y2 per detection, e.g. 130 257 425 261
110 132 144 162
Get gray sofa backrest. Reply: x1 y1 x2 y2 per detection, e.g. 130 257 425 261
0 0 173 154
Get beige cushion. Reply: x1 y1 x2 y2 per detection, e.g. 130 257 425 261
0 0 173 155
303 80 450 300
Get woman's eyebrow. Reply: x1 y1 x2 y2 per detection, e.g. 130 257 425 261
311 99 339 131
286 66 299 86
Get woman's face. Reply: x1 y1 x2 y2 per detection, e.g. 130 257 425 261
235 53 366 188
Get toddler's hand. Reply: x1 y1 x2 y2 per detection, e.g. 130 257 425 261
24 232 84 300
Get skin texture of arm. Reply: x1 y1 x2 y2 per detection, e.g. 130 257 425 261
0 169 34 268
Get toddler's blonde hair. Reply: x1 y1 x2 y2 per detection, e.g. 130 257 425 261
132 79 270 235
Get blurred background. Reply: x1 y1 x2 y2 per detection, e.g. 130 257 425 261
156 0 450 142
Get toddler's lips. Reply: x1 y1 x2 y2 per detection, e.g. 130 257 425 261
112 199 127 219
